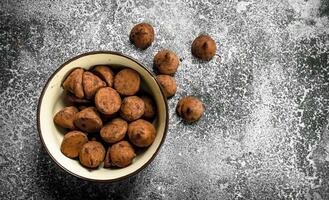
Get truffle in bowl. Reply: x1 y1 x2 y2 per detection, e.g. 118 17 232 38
37 51 168 182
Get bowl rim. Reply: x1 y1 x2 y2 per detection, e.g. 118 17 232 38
37 51 169 183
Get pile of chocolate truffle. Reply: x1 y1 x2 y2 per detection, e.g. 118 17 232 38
54 66 157 169
130 22 217 123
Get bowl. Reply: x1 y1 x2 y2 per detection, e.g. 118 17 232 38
37 51 168 182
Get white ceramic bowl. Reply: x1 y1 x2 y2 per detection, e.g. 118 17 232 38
37 51 168 182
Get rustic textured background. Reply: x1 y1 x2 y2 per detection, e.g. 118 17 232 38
1 0 329 199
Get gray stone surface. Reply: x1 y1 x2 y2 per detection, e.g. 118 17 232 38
0 0 329 199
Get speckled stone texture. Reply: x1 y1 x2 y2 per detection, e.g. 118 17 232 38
0 0 329 199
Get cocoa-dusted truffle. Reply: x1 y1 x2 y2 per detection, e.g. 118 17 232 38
128 119 156 147
61 131 88 158
100 118 128 144
95 87 121 115
110 141 136 168
191 35 217 61
66 92 90 104
120 96 145 121
93 65 115 87
79 141 105 168
74 107 103 133
129 23 155 49
82 71 106 100
62 68 84 99
114 68 141 96
176 96 204 123
54 106 79 130
154 50 179 75
103 146 112 168
140 95 156 119
156 75 177 98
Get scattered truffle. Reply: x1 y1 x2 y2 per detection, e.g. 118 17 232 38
154 50 179 75
176 96 204 123
129 23 155 49
191 35 217 61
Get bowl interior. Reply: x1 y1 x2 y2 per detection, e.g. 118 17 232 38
38 52 167 181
